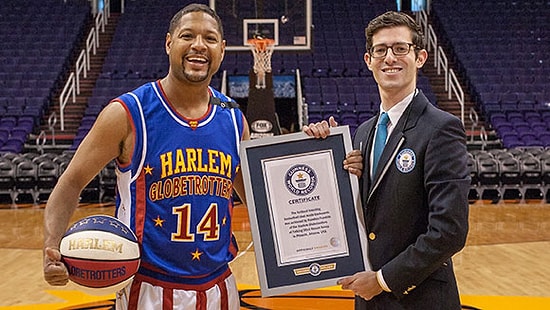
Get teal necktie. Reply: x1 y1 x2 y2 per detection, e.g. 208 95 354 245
372 112 389 177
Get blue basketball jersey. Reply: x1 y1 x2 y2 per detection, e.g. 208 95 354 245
112 81 244 285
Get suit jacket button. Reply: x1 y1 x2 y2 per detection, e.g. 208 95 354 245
369 232 376 240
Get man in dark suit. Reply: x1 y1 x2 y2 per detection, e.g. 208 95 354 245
304 11 469 309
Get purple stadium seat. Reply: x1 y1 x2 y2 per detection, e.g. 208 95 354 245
489 112 507 128
538 132 550 147
306 93 322 106
339 93 356 105
531 122 548 132
506 111 524 123
524 111 542 123
513 122 532 134
322 92 339 106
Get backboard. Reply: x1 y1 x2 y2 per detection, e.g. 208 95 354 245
210 0 311 51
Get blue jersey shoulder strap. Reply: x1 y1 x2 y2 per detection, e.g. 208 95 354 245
209 86 240 109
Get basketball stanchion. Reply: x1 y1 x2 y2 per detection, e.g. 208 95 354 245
246 36 281 138
247 37 275 89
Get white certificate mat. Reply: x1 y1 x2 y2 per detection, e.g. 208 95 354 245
262 151 349 266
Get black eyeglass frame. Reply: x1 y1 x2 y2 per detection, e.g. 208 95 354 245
368 42 418 58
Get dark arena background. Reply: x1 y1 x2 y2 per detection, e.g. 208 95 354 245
0 0 549 309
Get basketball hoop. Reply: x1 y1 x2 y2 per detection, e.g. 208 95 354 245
248 38 275 89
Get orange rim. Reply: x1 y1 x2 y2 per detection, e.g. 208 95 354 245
247 38 275 52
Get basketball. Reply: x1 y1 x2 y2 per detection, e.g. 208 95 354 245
60 215 140 294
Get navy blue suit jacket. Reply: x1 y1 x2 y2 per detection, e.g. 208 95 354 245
353 90 470 309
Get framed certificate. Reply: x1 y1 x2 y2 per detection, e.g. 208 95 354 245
240 126 370 297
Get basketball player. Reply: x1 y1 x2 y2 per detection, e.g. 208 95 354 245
43 4 250 309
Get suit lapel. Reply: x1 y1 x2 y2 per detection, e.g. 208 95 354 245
366 90 429 200
369 135 405 198
359 119 376 202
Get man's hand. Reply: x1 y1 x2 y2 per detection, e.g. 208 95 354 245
303 116 363 177
302 116 338 139
344 150 364 178
43 247 69 286
302 116 363 177
338 270 384 301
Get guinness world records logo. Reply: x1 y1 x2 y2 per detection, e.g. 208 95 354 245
396 148 416 173
285 164 317 196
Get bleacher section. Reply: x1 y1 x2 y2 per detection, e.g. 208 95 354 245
469 147 550 204
2 0 550 205
0 151 117 205
71 0 211 149
74 0 436 145
217 0 438 135
431 1 550 148
0 0 91 153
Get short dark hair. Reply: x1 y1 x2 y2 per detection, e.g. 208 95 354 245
168 3 224 39
365 11 424 52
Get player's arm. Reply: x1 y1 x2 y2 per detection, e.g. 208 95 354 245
43 101 131 286
232 116 250 206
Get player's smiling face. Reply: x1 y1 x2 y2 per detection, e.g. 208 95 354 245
365 26 426 100
166 11 225 84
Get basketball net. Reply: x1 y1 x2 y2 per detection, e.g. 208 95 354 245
248 38 275 89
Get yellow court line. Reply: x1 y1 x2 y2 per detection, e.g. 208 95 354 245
0 291 114 310
461 295 550 310
2 288 549 310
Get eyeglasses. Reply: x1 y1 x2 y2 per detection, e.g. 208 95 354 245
369 42 416 58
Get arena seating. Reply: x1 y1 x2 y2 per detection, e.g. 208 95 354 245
2 0 550 205
0 0 91 153
68 0 437 147
70 0 210 149
284 0 438 135
469 147 550 204
0 151 117 204
431 1 550 148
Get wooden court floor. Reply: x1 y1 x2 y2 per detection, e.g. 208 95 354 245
0 201 549 309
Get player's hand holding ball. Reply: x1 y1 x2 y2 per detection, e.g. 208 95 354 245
43 246 69 286
45 215 141 295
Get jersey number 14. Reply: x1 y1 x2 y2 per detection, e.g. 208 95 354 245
171 203 221 242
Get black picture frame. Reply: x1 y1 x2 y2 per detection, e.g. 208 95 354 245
240 126 370 297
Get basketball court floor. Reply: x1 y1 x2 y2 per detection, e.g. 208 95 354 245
0 201 549 309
